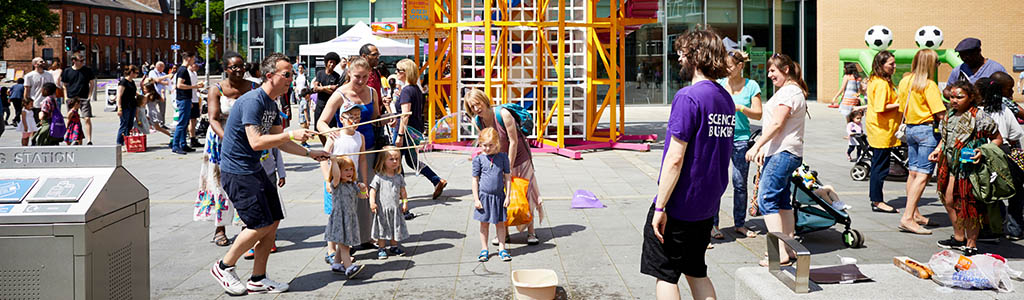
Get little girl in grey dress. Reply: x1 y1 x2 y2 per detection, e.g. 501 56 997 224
370 147 410 260
325 156 366 278
473 128 512 262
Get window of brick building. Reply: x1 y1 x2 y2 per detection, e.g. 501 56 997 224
116 17 121 36
104 16 110 35
79 12 86 33
92 14 98 34
155 21 160 38
127 18 132 37
104 46 110 71
66 11 73 33
136 18 141 36
164 21 169 38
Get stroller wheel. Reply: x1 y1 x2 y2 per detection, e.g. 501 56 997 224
843 229 865 248
850 164 870 181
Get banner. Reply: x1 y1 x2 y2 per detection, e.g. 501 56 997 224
404 0 431 29
371 22 399 34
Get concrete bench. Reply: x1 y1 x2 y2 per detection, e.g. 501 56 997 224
734 262 1024 299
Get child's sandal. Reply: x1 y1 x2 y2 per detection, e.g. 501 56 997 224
499 250 512 262
478 250 489 262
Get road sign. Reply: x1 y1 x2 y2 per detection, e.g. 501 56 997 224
171 44 180 51
203 37 211 45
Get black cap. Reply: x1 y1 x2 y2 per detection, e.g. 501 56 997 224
955 38 981 52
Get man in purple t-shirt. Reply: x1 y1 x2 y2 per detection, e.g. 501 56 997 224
640 29 734 300
944 38 1007 97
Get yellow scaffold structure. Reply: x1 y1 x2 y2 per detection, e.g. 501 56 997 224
418 0 657 159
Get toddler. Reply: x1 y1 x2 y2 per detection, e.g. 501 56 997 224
846 109 864 161
473 128 512 262
325 155 368 278
16 99 37 146
370 146 410 260
320 102 367 264
64 99 83 145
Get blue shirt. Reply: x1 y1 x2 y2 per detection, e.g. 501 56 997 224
220 88 283 175
10 84 24 99
654 80 735 221
717 78 761 142
946 59 1007 86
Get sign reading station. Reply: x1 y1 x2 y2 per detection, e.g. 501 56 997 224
0 146 120 169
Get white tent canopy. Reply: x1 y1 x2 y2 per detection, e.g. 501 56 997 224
298 21 415 57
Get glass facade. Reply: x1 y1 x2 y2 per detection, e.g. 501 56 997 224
223 0 815 103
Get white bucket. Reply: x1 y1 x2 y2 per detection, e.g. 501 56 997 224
511 269 558 300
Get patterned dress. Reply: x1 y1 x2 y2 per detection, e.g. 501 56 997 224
935 107 998 229
370 173 410 241
194 84 241 226
325 182 362 246
64 109 83 143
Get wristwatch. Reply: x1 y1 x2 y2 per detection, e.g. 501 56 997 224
304 148 311 157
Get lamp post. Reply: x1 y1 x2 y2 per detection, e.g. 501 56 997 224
205 0 210 86
173 0 178 65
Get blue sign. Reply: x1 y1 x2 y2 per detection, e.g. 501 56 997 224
203 37 211 45
171 44 180 51
0 205 13 213
0 178 38 203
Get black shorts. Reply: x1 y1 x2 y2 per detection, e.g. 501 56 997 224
640 204 713 282
189 101 200 119
313 98 329 127
221 171 284 229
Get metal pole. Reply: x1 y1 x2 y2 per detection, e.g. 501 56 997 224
174 0 179 65
205 0 210 85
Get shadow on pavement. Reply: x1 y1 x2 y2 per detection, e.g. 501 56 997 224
275 225 327 253
285 162 322 173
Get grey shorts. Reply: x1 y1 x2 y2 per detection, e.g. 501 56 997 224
70 97 94 118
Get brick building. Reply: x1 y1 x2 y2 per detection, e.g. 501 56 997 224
3 0 206 78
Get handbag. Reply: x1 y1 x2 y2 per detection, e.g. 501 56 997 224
49 98 67 139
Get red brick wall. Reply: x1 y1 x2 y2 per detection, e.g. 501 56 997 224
3 3 202 79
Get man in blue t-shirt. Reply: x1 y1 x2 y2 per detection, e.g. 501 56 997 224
944 38 1007 97
172 51 204 154
640 29 734 300
209 53 328 295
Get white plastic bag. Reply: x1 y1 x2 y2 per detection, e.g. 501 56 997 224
928 250 1024 292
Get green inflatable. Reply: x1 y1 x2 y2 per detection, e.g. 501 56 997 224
838 48 963 87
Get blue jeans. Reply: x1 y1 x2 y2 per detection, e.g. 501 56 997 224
173 99 191 150
869 147 892 203
391 127 441 185
757 151 802 215
116 107 137 145
905 124 939 174
715 140 750 227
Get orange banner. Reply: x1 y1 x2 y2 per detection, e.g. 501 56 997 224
404 0 431 29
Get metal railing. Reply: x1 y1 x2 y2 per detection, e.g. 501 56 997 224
766 231 811 294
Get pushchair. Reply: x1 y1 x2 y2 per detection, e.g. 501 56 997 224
791 170 864 248
849 133 909 181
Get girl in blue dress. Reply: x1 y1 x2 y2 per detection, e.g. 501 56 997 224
473 128 512 262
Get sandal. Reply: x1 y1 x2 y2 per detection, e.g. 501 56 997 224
759 256 796 267
711 227 724 240
213 231 231 247
735 227 757 238
243 249 255 260
478 250 489 262
324 252 336 265
499 250 512 262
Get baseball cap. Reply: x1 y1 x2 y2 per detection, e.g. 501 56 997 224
955 38 981 52
340 101 360 113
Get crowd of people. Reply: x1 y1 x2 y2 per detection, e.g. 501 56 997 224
641 28 1024 300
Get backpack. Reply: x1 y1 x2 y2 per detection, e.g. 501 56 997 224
493 103 534 136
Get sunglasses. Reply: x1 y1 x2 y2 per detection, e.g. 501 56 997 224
274 71 294 79
227 65 245 71
950 94 968 99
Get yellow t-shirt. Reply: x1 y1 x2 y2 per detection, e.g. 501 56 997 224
865 77 901 148
897 75 946 125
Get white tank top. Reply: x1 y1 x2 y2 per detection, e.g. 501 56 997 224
331 130 365 172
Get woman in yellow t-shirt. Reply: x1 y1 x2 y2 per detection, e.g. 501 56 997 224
864 50 901 213
896 49 946 235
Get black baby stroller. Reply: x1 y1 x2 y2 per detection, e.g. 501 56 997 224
849 133 909 181
791 170 864 248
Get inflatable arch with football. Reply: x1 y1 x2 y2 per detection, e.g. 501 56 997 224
839 25 964 90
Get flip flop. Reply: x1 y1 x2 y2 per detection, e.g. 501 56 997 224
898 225 932 235
711 227 725 240
759 256 796 267
735 227 757 238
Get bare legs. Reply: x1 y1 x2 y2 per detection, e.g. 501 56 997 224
901 171 931 232
655 277 716 300
480 222 508 252
222 221 280 276
82 117 93 144
761 210 796 264
941 174 978 248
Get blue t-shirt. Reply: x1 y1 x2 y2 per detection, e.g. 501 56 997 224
10 84 24 99
716 78 761 142
654 80 735 221
220 88 283 175
946 59 1007 86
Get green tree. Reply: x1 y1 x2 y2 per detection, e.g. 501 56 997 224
0 0 60 59
184 0 223 42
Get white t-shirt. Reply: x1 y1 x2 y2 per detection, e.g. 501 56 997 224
990 104 1024 146
189 70 199 103
331 130 365 174
762 84 807 157
294 73 307 92
148 70 167 93
24 70 55 106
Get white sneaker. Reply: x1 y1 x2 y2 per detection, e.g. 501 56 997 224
527 234 539 245
210 261 247 295
246 277 289 294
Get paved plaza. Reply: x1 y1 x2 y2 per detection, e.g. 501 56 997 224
3 97 1024 299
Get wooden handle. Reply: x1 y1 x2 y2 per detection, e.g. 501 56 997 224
317 112 411 136
330 145 424 157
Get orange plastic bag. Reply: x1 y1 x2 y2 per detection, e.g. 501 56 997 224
505 177 532 227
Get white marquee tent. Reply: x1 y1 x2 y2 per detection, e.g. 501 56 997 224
298 21 416 57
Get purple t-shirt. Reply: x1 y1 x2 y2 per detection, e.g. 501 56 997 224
946 59 1006 86
654 80 735 221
